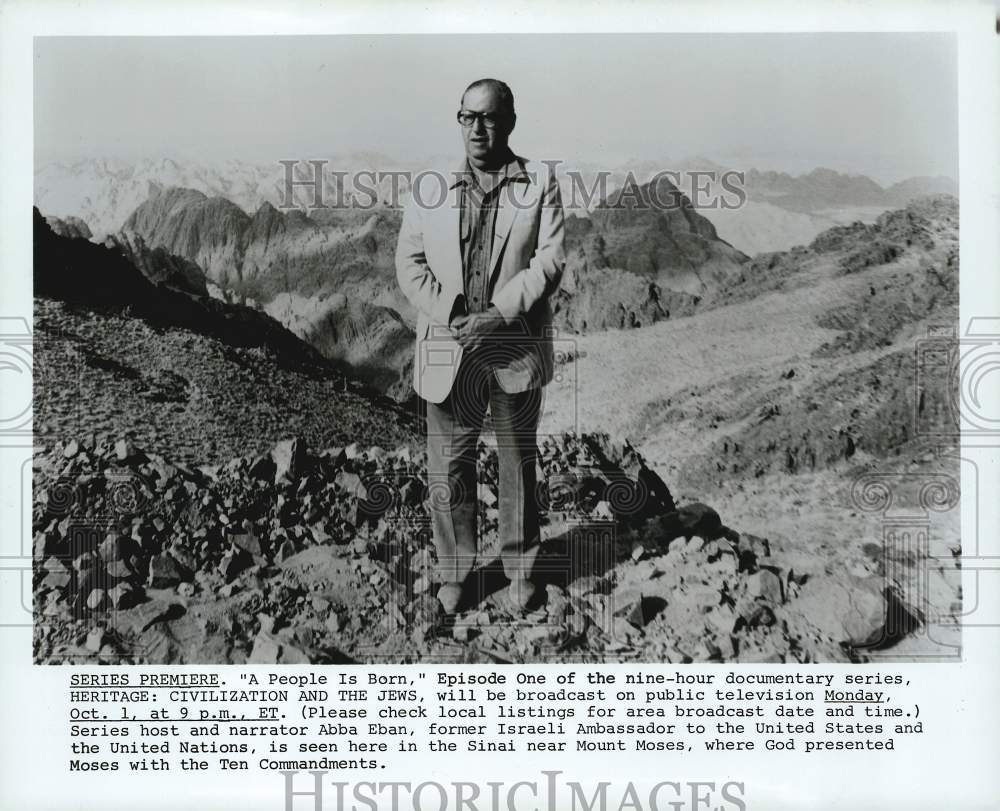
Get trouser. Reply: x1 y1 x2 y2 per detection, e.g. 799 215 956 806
424 351 542 584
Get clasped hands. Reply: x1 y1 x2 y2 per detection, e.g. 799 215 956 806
449 306 506 351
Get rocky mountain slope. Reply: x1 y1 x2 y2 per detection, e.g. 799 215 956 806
44 213 93 240
33 208 417 464
103 229 210 298
538 195 961 661
568 174 749 298
115 188 417 398
542 195 959 483
552 174 747 333
122 191 406 308
265 291 416 400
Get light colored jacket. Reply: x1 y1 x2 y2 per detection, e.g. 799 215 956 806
395 155 566 403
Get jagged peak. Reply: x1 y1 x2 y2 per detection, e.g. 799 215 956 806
250 200 284 226
598 172 687 211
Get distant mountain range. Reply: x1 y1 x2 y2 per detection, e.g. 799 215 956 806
34 155 408 242
32 154 958 401
742 167 956 211
569 163 957 255
35 156 956 256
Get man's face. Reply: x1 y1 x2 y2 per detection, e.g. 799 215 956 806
459 85 511 165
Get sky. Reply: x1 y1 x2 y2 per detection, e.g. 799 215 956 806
34 33 958 184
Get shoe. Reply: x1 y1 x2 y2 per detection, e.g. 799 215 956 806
503 578 537 612
436 582 463 613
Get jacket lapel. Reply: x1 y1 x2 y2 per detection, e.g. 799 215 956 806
489 178 528 279
438 180 463 292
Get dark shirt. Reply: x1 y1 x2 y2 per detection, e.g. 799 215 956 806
453 151 527 316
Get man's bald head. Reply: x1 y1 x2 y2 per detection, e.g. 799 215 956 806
461 78 516 124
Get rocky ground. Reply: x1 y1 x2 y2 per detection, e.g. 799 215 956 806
34 298 416 466
34 431 917 665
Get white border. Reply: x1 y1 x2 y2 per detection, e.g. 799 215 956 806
2 2 998 809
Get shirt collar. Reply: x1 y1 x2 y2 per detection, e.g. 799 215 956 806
449 150 528 189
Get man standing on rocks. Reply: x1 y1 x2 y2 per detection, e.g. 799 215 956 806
395 78 566 613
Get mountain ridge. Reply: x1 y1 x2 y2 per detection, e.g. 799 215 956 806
36 154 956 252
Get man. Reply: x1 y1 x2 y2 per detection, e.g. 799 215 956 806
395 78 566 614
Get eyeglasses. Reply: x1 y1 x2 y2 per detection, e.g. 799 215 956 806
456 110 504 130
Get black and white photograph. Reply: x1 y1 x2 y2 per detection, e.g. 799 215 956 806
4 3 1000 810
29 31 965 667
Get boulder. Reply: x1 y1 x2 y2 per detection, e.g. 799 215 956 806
105 558 135 581
674 502 722 539
637 463 676 515
248 454 276 481
231 533 262 558
335 471 368 500
745 569 784 604
275 539 298 564
220 548 253 583
42 565 72 591
279 644 310 664
271 437 308 483
87 589 107 611
147 553 185 588
108 582 140 609
248 632 281 664
614 589 666 628
85 627 108 652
